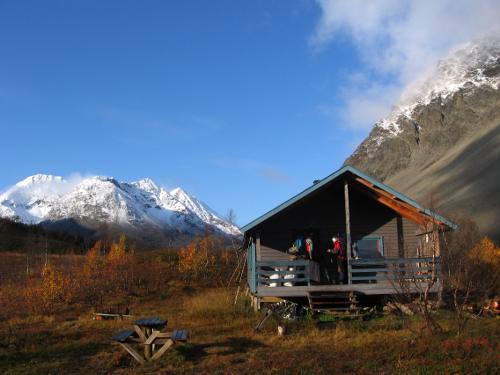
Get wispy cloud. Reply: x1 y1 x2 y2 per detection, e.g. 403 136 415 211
260 167 290 183
98 107 224 145
311 0 500 130
318 74 401 131
211 157 290 183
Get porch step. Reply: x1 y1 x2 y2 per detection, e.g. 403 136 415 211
308 291 358 313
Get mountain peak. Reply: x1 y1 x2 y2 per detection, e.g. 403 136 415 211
0 174 242 241
132 178 160 194
16 174 65 187
170 187 188 197
345 32 500 241
375 32 500 140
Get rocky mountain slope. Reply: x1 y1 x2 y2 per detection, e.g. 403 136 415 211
345 34 500 241
0 174 241 247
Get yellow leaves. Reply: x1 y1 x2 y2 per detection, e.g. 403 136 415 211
177 232 236 284
465 237 500 297
40 263 77 311
467 237 500 268
68 235 137 306
178 243 197 274
107 234 127 264
83 240 103 278
41 263 65 303
178 234 218 280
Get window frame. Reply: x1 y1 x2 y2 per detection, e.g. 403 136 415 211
354 236 384 258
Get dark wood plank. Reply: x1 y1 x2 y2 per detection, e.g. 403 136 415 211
133 317 167 328
112 329 136 343
171 329 188 341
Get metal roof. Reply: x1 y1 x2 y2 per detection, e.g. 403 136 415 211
240 165 456 233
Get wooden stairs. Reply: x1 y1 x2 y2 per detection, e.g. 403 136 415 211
308 291 359 313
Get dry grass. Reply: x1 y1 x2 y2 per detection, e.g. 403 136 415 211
0 286 498 375
1 252 499 374
183 288 250 319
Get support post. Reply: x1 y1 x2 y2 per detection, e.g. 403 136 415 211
144 328 152 360
119 343 145 365
256 233 261 261
344 179 352 285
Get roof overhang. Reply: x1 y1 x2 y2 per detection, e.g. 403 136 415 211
240 165 457 234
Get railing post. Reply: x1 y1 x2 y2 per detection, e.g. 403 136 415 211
251 240 257 293
344 179 352 285
307 261 310 286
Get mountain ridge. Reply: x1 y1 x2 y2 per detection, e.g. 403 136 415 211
345 33 500 241
0 174 241 246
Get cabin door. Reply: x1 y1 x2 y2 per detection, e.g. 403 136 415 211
354 236 384 259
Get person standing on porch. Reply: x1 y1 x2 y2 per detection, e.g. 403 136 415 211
305 235 314 260
332 236 347 284
324 238 337 283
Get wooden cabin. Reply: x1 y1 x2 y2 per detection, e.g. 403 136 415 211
242 166 456 311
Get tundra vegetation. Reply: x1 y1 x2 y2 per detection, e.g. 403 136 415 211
0 227 499 374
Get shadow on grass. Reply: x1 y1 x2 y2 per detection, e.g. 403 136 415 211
176 336 267 362
0 340 107 371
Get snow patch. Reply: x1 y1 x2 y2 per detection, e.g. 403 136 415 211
372 34 500 144
0 174 242 236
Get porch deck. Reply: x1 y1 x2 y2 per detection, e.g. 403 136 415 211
249 257 441 298
256 281 442 297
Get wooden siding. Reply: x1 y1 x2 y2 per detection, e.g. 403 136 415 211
252 177 422 262
348 184 419 259
260 245 290 261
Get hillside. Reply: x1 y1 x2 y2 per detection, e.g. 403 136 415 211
345 34 500 241
0 217 89 253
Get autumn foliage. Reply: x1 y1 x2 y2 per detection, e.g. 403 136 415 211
178 231 237 285
0 232 240 318
443 219 500 303
466 237 500 299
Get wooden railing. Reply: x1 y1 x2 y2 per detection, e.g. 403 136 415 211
252 257 440 290
349 257 441 284
255 260 310 288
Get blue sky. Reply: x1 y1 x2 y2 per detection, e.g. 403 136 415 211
1 0 498 226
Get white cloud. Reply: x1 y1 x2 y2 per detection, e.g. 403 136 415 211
319 75 401 131
312 0 500 130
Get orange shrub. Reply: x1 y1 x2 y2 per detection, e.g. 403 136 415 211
40 263 79 312
82 240 107 306
105 234 136 293
467 237 500 299
178 232 238 284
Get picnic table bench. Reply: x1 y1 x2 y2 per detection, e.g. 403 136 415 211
112 316 188 364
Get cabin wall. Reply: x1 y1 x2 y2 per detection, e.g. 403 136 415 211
256 182 346 260
251 179 421 262
349 187 419 259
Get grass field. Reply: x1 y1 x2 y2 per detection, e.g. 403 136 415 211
0 252 499 374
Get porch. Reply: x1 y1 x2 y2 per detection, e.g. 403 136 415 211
249 257 442 298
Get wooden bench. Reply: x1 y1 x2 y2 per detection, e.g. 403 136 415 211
112 329 136 342
94 312 133 321
112 330 145 364
171 329 188 342
112 327 189 364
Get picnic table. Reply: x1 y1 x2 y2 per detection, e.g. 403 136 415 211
112 316 188 364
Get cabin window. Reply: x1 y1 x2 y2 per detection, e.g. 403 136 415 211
354 236 384 259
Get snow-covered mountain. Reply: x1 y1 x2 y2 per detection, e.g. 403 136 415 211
0 174 241 242
351 33 500 156
345 32 500 241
